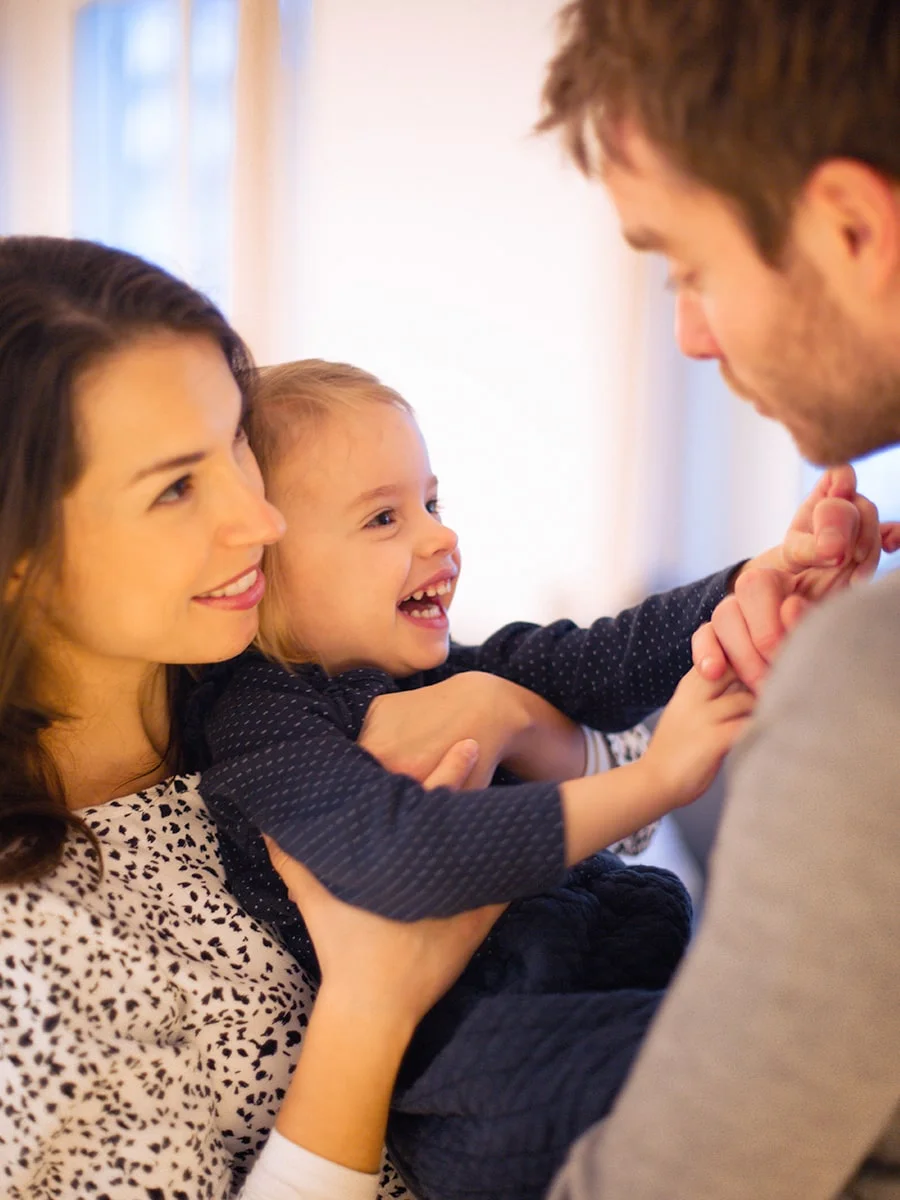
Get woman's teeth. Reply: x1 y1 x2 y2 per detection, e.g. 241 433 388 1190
202 568 258 598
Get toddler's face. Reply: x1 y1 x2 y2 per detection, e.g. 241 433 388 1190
263 401 460 677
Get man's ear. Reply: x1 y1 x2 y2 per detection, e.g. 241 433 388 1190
800 159 900 298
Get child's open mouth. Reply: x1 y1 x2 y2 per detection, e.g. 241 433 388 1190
397 578 453 624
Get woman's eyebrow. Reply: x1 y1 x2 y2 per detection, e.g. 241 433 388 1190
129 450 206 485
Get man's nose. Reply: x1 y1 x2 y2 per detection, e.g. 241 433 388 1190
675 290 721 360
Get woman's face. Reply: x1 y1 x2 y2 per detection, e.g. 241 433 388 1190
38 332 285 677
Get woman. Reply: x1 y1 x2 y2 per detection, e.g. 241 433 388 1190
0 235 503 1200
0 234 882 1200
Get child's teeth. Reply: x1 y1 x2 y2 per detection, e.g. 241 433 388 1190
412 590 425 600
410 604 441 619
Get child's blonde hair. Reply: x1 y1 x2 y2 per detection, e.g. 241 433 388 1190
249 358 413 665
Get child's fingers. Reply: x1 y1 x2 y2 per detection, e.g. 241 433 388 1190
710 688 756 722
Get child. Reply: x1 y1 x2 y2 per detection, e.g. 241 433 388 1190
199 359 756 1200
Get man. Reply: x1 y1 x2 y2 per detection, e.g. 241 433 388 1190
537 2 900 1197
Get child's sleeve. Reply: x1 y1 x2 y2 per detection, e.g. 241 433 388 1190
444 566 735 731
201 662 567 920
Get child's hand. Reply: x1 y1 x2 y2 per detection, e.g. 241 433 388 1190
641 667 755 808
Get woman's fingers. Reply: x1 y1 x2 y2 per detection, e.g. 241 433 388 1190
422 739 480 790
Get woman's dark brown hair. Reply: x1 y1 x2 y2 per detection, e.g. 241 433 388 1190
0 236 254 883
539 0 900 262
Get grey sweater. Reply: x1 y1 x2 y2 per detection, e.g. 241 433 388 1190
549 569 900 1200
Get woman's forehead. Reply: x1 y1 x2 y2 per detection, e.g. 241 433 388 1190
73 332 241 484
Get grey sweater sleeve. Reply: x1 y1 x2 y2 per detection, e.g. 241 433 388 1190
548 572 900 1200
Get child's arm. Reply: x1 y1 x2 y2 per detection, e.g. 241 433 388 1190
203 657 751 923
442 566 736 734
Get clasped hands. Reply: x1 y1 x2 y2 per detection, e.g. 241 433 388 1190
694 464 899 693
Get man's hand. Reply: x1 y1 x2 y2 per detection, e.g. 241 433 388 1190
695 465 899 691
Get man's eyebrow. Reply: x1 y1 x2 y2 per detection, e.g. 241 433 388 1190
622 226 671 253
130 451 207 485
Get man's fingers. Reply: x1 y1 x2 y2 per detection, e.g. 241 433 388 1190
783 495 861 570
780 593 810 632
823 463 858 501
423 739 479 790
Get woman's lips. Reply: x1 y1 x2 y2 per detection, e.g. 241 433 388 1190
194 566 265 611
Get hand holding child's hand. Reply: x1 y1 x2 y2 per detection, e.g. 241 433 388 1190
642 667 755 808
694 465 899 693
360 672 527 788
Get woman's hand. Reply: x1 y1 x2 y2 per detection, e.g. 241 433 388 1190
266 737 499 1027
264 741 503 1174
359 671 533 788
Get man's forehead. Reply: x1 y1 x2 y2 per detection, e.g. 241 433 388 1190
601 130 715 253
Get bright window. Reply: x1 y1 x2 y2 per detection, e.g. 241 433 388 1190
73 0 239 311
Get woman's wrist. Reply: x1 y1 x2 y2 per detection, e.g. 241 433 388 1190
275 983 416 1173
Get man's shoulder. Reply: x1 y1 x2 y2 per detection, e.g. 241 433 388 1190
760 570 900 720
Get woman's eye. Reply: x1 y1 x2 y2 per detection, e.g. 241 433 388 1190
155 475 193 506
366 509 396 528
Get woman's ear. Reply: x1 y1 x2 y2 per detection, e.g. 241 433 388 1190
4 557 28 603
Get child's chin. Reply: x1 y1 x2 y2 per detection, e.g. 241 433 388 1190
394 644 451 677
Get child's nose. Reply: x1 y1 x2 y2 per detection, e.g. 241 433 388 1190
421 513 458 557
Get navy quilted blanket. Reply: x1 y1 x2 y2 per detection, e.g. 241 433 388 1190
386 851 692 1200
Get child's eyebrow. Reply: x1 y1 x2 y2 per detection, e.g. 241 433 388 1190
349 476 439 510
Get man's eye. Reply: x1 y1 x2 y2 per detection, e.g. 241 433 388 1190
366 509 395 528
155 475 193 506
664 270 698 293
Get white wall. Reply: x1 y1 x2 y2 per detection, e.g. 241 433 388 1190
285 0 805 640
290 0 657 640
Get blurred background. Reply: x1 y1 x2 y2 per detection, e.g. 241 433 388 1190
1 0 897 894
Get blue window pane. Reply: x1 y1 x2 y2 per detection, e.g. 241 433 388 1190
74 0 238 313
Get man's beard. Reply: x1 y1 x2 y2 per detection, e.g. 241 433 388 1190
723 256 900 466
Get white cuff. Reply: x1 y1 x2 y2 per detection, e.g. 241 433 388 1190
239 1129 380 1200
581 725 612 775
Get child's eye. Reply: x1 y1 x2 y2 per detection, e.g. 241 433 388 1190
426 497 442 519
155 475 194 506
234 422 249 445
366 508 396 528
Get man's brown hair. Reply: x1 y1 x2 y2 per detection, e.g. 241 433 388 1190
539 0 900 261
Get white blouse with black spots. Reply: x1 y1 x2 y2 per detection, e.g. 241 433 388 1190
0 774 413 1200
